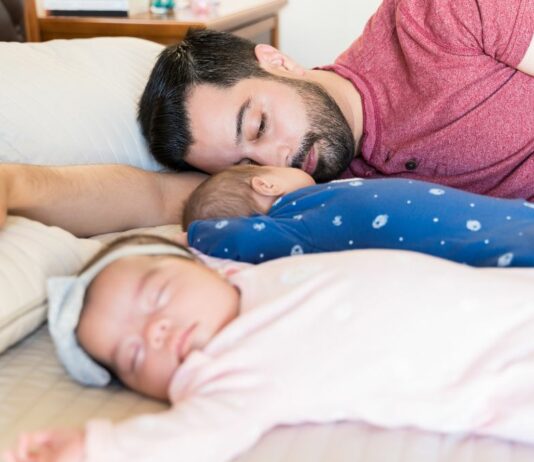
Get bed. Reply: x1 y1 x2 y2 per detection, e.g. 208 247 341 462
1 36 534 462
2 322 534 461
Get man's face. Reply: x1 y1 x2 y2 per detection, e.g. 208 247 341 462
186 76 355 183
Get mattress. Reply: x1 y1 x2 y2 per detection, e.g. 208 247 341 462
2 325 534 461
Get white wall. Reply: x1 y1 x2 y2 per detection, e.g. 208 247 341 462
278 0 382 68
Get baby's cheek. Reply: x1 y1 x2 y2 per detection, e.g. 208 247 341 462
136 353 176 400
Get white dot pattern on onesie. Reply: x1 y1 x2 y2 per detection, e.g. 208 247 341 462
196 179 534 268
466 220 481 232
372 214 389 229
498 252 514 267
215 220 229 229
290 245 304 256
280 264 323 285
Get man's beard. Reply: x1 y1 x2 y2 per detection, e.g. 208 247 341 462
276 76 355 183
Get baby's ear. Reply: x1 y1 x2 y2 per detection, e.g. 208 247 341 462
250 176 283 197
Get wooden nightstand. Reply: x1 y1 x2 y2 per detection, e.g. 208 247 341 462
24 0 287 46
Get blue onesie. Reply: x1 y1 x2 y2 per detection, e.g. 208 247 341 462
187 178 534 266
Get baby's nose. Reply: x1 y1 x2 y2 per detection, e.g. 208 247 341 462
147 318 171 350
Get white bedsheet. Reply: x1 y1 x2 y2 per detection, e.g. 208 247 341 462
1 325 534 461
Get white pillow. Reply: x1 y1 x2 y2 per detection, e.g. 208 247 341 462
0 216 183 355
0 216 102 354
0 37 164 169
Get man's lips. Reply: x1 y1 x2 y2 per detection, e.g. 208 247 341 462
302 144 318 175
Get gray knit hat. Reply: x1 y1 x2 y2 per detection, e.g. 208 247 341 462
47 243 194 387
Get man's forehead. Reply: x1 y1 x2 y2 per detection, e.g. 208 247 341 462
187 85 244 172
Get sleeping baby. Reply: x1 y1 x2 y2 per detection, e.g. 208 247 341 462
181 165 534 266
5 233 534 462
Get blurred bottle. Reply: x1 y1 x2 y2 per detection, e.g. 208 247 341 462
150 0 175 14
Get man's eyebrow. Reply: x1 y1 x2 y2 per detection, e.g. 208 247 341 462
236 97 251 145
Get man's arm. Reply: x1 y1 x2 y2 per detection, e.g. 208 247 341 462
0 164 207 236
518 34 534 76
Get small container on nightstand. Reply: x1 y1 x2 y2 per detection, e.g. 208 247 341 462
150 0 175 14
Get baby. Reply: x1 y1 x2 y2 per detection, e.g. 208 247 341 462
182 165 534 266
5 233 534 461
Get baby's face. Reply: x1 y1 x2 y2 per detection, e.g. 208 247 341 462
77 255 240 401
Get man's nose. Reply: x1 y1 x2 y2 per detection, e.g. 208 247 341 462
146 318 171 350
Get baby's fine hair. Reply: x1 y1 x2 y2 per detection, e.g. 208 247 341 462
182 165 264 229
79 234 195 275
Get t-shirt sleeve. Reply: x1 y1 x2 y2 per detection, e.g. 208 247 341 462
401 0 534 68
476 0 534 67
187 215 313 263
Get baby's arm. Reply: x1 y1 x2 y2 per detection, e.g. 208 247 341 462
187 215 313 263
5 397 267 462
83 394 269 462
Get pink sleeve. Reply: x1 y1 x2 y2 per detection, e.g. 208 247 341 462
84 399 267 462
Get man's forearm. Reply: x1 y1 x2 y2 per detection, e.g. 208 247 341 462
1 164 207 236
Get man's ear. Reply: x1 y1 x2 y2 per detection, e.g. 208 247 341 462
250 176 284 197
254 44 306 77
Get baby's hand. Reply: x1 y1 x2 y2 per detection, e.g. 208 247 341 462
3 428 85 462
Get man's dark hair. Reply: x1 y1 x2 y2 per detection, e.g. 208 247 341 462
138 29 270 171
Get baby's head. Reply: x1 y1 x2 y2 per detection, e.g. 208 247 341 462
182 165 315 229
47 234 240 401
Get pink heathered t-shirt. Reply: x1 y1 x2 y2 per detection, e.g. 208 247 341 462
324 0 534 200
